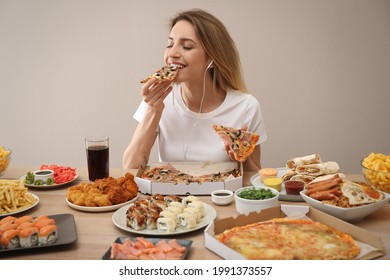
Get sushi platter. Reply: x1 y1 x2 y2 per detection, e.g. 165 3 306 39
0 214 77 253
112 202 217 236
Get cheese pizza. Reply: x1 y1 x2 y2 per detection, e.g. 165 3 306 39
217 218 360 260
213 125 259 162
140 65 178 83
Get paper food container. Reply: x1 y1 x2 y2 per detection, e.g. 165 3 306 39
204 205 384 260
135 161 243 195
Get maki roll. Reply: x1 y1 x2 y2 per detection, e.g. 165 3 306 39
178 212 197 229
0 229 20 249
182 195 199 207
145 208 160 230
183 207 201 223
166 205 183 215
33 215 49 224
38 224 58 245
168 201 185 211
35 218 56 230
17 222 35 231
159 210 178 225
0 222 18 236
187 201 205 217
19 227 39 248
126 205 146 230
156 217 176 233
164 195 182 205
0 216 17 226
13 215 33 226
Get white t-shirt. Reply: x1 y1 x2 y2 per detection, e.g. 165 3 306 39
134 83 267 162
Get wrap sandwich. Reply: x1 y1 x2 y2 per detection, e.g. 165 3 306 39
286 154 322 170
295 161 340 176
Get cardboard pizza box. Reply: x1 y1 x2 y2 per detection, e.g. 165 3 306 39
204 205 385 260
135 161 243 195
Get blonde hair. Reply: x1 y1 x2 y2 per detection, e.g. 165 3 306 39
169 9 248 93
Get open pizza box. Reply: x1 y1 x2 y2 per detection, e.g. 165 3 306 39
135 161 243 195
204 205 385 260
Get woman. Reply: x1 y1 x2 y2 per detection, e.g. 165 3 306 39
123 9 267 171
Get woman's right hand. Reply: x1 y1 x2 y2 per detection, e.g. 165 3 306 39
141 78 173 110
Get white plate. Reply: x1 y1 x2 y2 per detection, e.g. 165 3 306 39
66 194 138 212
0 193 39 218
300 190 390 222
22 173 80 189
250 168 304 202
112 202 217 236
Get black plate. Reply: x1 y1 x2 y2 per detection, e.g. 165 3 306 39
0 213 77 253
102 237 192 260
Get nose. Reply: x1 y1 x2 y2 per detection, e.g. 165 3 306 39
165 43 181 59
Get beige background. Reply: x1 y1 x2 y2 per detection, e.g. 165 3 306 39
0 0 389 174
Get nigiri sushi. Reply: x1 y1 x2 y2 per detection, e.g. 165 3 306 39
19 227 39 247
38 224 58 245
1 229 20 249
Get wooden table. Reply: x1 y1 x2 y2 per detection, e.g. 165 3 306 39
1 167 389 260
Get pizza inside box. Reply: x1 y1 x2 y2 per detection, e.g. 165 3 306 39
204 205 385 260
135 161 243 195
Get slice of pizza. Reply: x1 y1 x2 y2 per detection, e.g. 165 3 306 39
213 124 259 162
140 65 178 83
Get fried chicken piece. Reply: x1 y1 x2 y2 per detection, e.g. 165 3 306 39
66 172 138 207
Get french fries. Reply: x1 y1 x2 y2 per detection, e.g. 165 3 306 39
0 179 37 214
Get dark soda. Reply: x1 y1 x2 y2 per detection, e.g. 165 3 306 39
86 145 109 181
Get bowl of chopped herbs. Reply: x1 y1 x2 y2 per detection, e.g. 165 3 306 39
234 186 279 214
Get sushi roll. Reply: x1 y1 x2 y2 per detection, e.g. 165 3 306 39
35 218 56 230
164 195 182 205
38 224 58 245
187 201 205 217
151 200 167 211
0 229 20 249
159 210 178 225
13 215 33 226
0 216 17 226
178 212 197 229
156 217 176 233
169 201 185 210
126 206 146 230
166 205 183 215
145 208 160 230
0 223 18 236
33 215 49 224
17 222 35 231
181 195 199 207
183 207 201 223
19 227 39 248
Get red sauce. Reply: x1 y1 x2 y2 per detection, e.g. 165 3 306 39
285 181 305 195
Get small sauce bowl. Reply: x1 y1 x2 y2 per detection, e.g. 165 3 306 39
284 180 305 195
33 169 54 183
211 190 234 206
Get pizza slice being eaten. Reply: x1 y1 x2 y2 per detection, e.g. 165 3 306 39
213 124 259 162
140 65 178 83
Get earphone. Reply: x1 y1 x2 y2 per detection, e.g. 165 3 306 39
206 60 213 70
172 59 213 161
